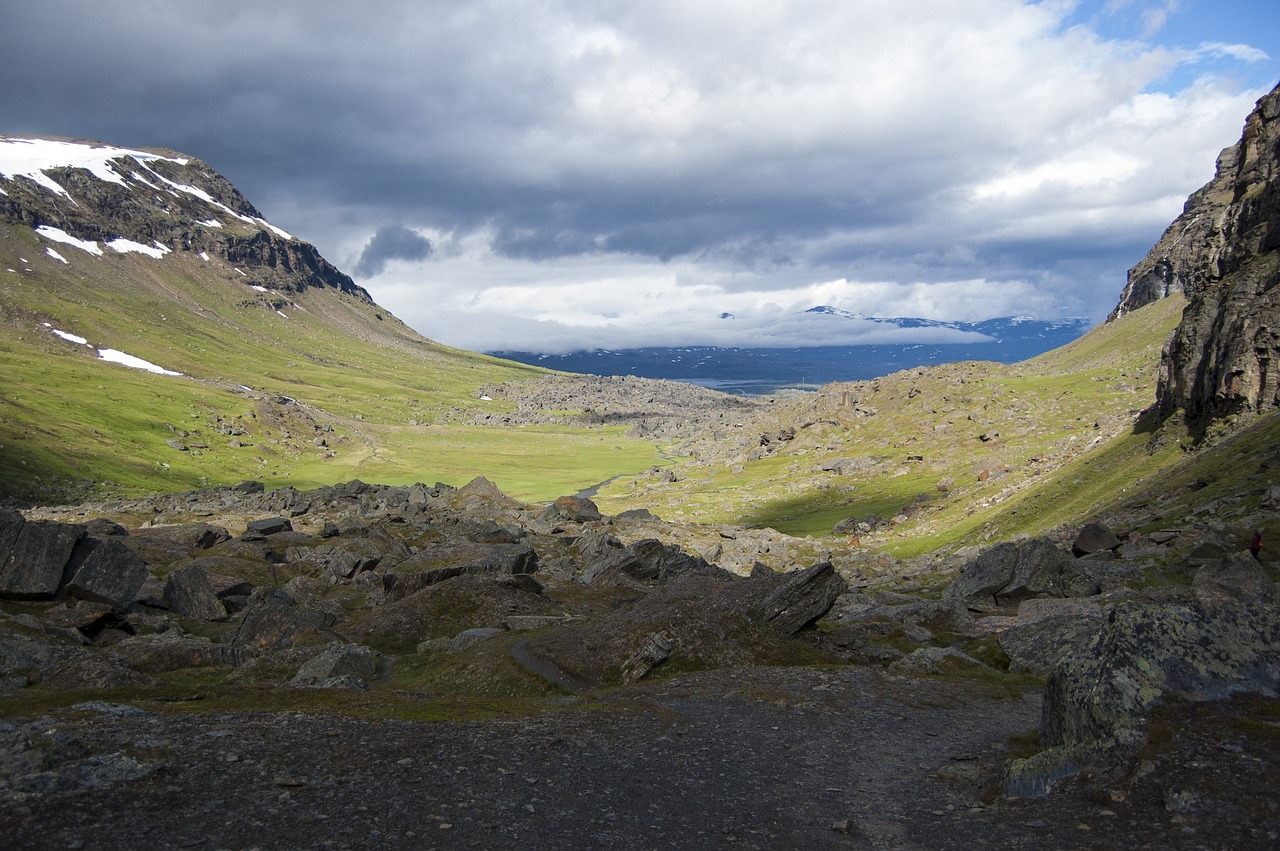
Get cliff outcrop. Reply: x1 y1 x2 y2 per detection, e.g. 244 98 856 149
0 136 369 300
1110 83 1280 427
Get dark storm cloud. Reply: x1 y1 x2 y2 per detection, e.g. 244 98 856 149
1 0 1276 351
354 225 434 277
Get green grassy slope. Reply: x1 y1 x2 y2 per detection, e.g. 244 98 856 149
593 295 1190 554
0 225 661 504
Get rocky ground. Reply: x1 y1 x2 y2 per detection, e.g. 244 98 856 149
3 667 1278 850
4 479 1280 849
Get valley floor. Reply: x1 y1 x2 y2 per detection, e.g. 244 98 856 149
3 666 1276 850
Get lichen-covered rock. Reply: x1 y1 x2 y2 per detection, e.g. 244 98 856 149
1007 593 1280 796
290 642 379 688
996 615 1101 676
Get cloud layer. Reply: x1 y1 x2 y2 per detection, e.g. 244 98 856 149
2 0 1277 352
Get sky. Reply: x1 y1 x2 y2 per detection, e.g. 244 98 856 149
2 0 1278 354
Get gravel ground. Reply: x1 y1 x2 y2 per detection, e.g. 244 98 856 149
2 666 1277 850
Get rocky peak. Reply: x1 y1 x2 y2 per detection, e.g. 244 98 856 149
1108 82 1280 428
0 135 369 300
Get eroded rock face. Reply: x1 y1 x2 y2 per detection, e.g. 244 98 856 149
1111 82 1280 426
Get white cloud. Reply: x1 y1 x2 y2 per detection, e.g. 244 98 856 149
3 0 1275 354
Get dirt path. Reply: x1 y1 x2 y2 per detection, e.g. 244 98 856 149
3 666 1277 849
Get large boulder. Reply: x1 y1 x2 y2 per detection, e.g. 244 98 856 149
348 573 549 654
1005 593 1280 796
382 541 541 601
162 564 228 621
946 539 1098 607
223 590 340 655
996 615 1102 676
1071 522 1121 557
0 519 85 600
755 561 848 636
64 537 148 609
582 538 713 586
290 642 380 688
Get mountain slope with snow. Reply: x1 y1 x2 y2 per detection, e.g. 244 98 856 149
0 136 653 504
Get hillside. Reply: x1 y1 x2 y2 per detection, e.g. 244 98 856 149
0 136 668 505
4 89 1280 847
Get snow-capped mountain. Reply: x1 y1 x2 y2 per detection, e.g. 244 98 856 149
802 305 1088 339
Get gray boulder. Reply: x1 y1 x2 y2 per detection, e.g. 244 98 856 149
1006 594 1280 796
946 539 1098 606
64 538 147 609
163 564 228 621
243 517 293 537
0 509 25 563
224 590 340 654
290 642 379 688
1072 522 1121 556
757 561 848 636
583 538 712 586
0 519 85 600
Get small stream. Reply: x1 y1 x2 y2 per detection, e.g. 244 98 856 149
575 476 619 500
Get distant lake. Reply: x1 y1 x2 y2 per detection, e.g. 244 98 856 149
490 320 1090 395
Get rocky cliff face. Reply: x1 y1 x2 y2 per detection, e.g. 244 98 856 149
1110 83 1280 426
0 136 369 300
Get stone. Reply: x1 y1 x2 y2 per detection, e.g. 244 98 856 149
0 520 85 600
757 561 848 636
1072 522 1122 557
290 642 379 687
163 564 228 621
539 496 603 524
224 591 340 653
1010 594 1280 796
64 538 147 609
583 538 712 586
42 602 115 636
997 615 1102 676
621 631 674 683
888 647 991 675
0 509 25 563
946 539 1097 606
244 517 293 537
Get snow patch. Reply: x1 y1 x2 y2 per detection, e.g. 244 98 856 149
251 285 268 292
199 251 210 261
35 225 103 256
107 238 170 258
45 247 68 264
97 349 182 376
198 218 223 228
49 327 91 346
276 310 288 318
0 137 183 199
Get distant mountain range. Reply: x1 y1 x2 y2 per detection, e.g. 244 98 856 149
490 309 1090 394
